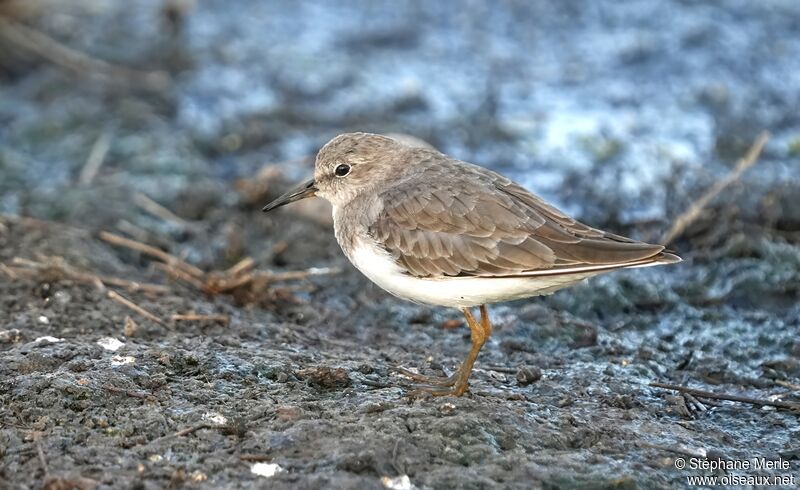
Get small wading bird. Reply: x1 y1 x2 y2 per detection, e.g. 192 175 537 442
263 133 680 396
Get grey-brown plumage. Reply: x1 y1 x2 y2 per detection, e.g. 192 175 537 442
263 132 681 397
370 154 678 279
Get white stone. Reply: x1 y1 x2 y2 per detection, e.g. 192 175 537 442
251 463 285 478
97 337 124 351
381 475 415 490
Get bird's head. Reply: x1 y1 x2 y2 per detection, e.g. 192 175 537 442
263 132 411 211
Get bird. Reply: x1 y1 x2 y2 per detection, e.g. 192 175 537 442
262 132 681 396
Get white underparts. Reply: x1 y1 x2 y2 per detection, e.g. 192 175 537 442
346 238 609 308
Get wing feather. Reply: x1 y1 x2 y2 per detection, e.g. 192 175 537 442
369 157 670 278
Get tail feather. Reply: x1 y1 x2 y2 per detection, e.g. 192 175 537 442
490 248 681 278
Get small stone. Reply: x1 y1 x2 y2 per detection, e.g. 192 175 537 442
0 329 22 344
97 337 124 351
123 316 139 337
441 318 463 330
275 406 303 422
381 474 415 490
33 336 64 344
251 463 284 478
202 412 228 425
53 290 71 305
439 402 457 415
111 356 135 366
516 366 542 386
295 366 350 390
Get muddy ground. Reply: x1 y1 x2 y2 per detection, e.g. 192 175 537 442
1 1 799 489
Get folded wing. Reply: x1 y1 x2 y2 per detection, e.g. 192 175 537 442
369 159 679 278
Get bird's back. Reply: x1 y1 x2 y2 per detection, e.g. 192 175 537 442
367 152 679 280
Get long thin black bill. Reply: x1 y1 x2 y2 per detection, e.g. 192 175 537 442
262 178 318 212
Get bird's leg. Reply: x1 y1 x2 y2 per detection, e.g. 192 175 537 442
401 305 491 396
479 304 491 338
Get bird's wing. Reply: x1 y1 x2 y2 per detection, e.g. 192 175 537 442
369 159 674 278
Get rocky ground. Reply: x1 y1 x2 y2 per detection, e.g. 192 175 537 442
1 1 799 489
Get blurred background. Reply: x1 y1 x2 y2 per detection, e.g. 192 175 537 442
2 0 798 236
1 1 799 488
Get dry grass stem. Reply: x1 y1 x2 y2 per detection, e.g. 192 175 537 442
661 131 770 245
2 256 168 294
3 218 339 307
776 380 800 392
34 434 49 476
650 381 800 412
133 193 197 230
78 131 111 185
100 231 204 278
171 314 230 325
107 290 167 326
152 262 207 290
224 257 255 276
0 17 169 91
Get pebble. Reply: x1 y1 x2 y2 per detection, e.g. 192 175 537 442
516 366 542 386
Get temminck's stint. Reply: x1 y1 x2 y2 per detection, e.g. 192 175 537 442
263 132 680 396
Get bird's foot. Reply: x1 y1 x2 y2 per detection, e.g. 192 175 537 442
406 381 469 397
394 366 471 397
392 366 457 386
393 305 491 398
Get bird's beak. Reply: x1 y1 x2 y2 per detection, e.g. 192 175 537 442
262 178 318 212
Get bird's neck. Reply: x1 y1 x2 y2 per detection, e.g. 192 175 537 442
332 194 383 254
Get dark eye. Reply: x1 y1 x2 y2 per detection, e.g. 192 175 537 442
334 164 351 177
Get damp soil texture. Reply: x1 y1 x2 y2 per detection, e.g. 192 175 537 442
1 1 800 489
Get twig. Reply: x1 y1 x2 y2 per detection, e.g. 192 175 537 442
3 256 169 294
153 262 207 290
94 276 169 294
78 132 112 185
150 423 215 445
682 392 709 416
103 384 154 401
171 314 230 325
100 231 204 278
266 267 341 282
206 271 255 293
133 193 196 230
102 232 338 299
115 219 160 244
360 378 391 389
649 382 800 412
10 257 42 268
0 17 169 91
34 434 50 477
239 454 272 462
0 263 18 279
107 290 167 326
661 131 769 245
206 266 340 293
224 257 255 277
485 366 519 374
776 380 800 392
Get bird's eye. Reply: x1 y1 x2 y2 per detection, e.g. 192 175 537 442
334 164 351 177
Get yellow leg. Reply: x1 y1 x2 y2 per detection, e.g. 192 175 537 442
395 305 491 397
